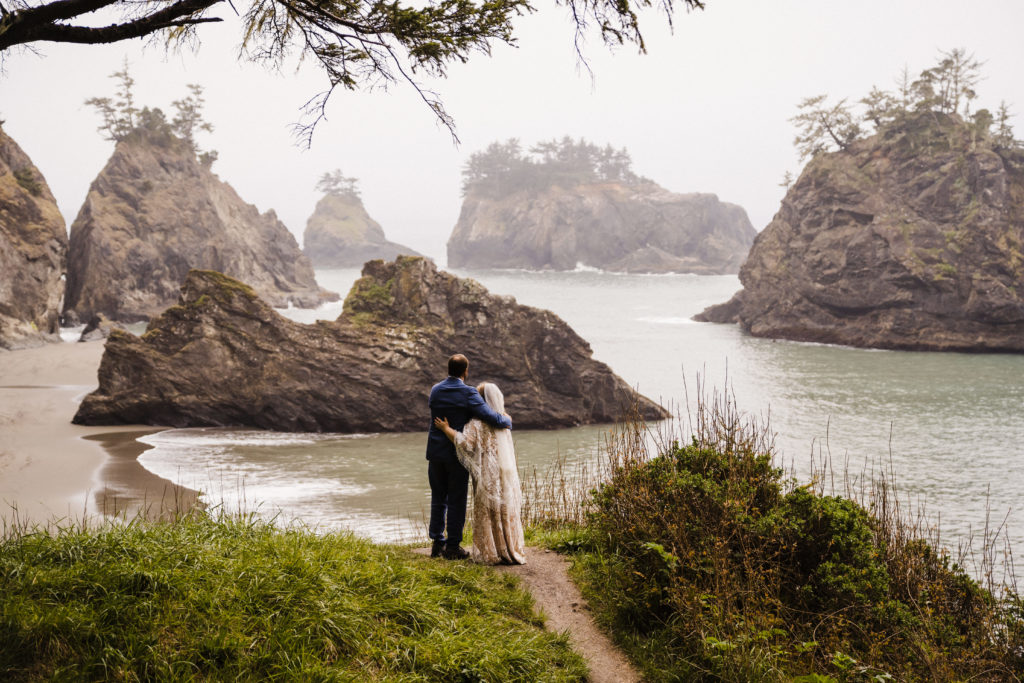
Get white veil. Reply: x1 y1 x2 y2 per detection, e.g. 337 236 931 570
481 382 506 416
479 382 520 505
461 382 527 564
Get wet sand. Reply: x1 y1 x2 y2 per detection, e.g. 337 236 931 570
88 429 203 521
0 341 198 529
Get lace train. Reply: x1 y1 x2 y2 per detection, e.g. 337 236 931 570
455 419 527 565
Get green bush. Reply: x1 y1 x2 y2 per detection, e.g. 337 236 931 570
572 429 1024 682
12 167 42 197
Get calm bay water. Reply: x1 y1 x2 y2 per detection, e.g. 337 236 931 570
137 267 1024 573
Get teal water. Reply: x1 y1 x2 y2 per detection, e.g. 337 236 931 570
136 267 1024 576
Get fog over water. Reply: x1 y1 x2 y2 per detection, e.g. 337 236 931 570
2 2 1024 257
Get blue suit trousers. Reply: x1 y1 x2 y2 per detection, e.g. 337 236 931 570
427 457 470 546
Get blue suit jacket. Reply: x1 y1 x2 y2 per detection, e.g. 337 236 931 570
426 377 512 461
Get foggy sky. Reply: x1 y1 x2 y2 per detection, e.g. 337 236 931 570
2 1 1023 264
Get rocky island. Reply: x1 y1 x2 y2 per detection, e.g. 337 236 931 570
74 256 668 431
64 109 336 323
699 74 1024 352
303 170 422 267
448 138 755 273
0 126 67 350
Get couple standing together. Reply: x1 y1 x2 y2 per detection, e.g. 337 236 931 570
426 353 526 564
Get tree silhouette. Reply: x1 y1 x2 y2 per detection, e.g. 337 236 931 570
83 59 139 142
316 170 361 199
462 137 643 196
0 0 707 143
790 95 862 162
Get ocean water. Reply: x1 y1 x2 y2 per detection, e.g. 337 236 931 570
136 267 1024 574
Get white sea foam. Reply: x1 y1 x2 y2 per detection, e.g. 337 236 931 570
637 316 697 325
59 325 86 343
138 427 357 449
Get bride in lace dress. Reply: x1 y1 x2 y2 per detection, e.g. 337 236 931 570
433 382 526 565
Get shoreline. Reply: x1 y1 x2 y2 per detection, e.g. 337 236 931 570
0 341 200 529
87 428 204 521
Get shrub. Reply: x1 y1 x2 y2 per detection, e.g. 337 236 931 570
12 168 42 197
564 390 1024 681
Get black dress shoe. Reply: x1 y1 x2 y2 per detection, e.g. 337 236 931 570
430 540 446 558
442 545 470 560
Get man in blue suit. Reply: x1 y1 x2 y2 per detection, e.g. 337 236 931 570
426 353 512 559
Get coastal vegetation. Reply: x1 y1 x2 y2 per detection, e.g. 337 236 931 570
85 63 218 167
527 395 1024 681
461 137 647 198
789 48 1018 164
316 169 362 201
0 512 586 681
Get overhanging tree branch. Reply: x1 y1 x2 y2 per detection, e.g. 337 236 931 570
1 0 708 142
8 0 118 27
0 0 222 49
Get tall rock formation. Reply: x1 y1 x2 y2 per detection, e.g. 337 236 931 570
74 257 668 430
64 127 336 322
0 127 67 350
697 113 1024 352
448 182 756 273
302 192 422 267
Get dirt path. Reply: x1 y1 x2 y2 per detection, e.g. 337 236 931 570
415 545 640 682
495 547 640 683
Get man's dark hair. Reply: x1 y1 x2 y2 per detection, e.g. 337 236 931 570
448 354 469 378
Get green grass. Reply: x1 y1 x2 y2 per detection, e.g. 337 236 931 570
0 513 587 682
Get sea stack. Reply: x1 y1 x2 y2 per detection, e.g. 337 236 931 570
74 257 668 430
450 183 756 274
303 191 422 267
449 138 755 273
697 112 1024 352
0 126 67 350
64 123 336 323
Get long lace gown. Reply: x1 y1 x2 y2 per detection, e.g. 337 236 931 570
454 418 527 565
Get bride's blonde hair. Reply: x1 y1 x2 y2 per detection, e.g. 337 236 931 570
477 382 505 414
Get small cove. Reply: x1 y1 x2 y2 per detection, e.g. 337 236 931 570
123 267 1024 578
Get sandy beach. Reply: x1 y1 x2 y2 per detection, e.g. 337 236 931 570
0 341 197 529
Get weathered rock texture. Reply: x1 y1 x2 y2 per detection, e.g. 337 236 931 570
0 127 67 350
64 130 336 323
74 257 668 430
448 182 756 273
303 192 422 267
697 113 1024 352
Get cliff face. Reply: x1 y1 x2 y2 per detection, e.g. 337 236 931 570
448 182 756 274
302 193 422 267
697 113 1024 352
64 132 337 322
74 257 668 431
0 127 67 350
